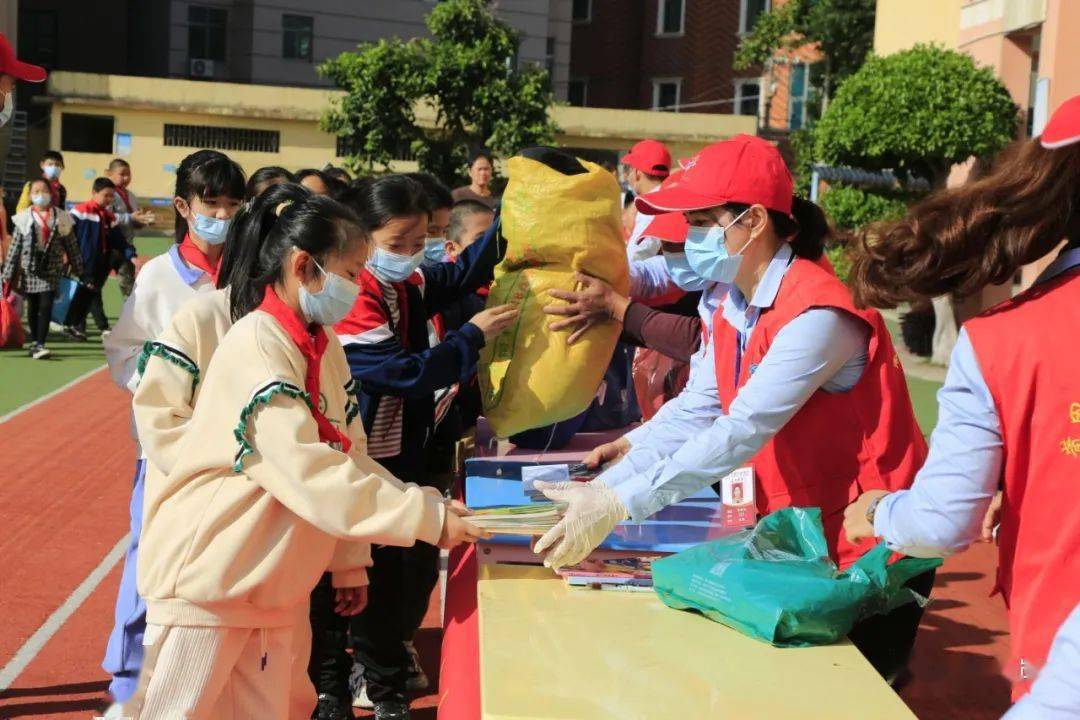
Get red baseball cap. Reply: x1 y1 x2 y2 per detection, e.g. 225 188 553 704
1040 94 1080 149
642 211 688 244
636 134 793 217
0 34 46 83
622 139 671 178
640 169 689 243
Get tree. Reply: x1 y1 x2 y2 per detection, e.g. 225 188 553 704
734 0 877 109
813 45 1018 185
320 0 558 185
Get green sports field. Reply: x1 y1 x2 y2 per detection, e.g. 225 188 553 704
0 234 172 416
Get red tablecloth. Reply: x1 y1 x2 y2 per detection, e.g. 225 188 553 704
438 543 481 720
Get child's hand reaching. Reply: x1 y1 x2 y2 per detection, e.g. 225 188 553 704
437 511 490 549
334 586 368 616
468 304 519 340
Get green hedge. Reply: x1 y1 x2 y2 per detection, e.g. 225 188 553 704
820 184 908 231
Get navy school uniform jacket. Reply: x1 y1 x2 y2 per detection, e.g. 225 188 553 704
333 217 504 482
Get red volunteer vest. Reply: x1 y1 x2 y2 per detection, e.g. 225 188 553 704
713 257 927 569
965 268 1080 698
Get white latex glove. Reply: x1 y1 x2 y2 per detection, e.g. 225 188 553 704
533 480 629 570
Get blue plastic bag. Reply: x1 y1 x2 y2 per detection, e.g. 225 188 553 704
652 507 941 647
52 277 78 325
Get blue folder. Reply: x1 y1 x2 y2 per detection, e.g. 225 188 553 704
464 458 735 554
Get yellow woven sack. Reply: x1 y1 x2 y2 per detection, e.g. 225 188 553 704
479 155 629 437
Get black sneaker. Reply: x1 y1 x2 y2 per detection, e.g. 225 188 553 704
63 326 87 341
312 693 351 720
32 344 51 360
374 700 411 720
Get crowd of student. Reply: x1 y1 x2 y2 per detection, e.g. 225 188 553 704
74 148 516 720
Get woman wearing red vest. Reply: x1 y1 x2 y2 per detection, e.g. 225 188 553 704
844 97 1080 715
534 134 929 678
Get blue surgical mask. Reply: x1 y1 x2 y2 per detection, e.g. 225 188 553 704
298 257 361 326
684 208 752 285
42 165 62 180
424 237 447 263
663 252 710 291
192 212 232 246
30 193 51 208
367 246 424 283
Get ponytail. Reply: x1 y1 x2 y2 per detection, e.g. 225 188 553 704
173 150 246 243
850 139 1080 309
726 195 830 261
222 182 367 322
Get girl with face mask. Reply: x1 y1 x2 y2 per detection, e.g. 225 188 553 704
533 135 930 682
100 149 246 709
122 187 485 720
325 174 515 718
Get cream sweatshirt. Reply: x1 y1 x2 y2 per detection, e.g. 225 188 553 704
133 289 374 588
137 307 446 628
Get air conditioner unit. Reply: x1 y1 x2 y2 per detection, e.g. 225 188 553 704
190 58 215 78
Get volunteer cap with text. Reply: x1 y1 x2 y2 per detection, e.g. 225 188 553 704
1040 94 1080 149
0 34 46 83
622 139 671 178
636 134 793 218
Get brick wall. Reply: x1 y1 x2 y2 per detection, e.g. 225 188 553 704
570 0 744 114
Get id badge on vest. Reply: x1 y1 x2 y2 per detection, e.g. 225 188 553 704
720 466 756 528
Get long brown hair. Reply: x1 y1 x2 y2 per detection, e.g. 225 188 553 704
849 139 1080 308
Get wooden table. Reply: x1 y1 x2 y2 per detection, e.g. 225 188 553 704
476 564 917 720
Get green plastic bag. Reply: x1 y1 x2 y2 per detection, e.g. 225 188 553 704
652 507 941 647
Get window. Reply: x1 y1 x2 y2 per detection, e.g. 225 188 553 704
283 14 313 61
657 0 685 35
568 79 588 107
652 78 681 111
734 79 761 117
572 0 591 23
788 62 810 130
740 0 770 34
61 113 115 153
18 9 58 68
189 5 227 62
164 124 280 153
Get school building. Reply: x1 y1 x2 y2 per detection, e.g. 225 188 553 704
32 70 755 204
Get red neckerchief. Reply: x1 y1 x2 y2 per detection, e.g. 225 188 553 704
80 200 116 251
32 207 52 246
115 187 133 213
47 178 62 208
178 233 220 285
257 285 351 453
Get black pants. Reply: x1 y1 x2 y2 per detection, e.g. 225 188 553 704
849 568 936 683
67 258 110 332
308 574 354 701
25 290 55 346
309 454 443 705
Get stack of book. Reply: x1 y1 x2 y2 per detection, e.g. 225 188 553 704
556 557 659 592
468 503 567 536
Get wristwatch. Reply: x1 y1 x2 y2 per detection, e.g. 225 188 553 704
865 494 888 527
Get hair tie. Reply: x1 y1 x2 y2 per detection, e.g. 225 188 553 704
275 200 294 217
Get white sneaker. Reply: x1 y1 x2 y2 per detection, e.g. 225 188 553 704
349 660 373 709
404 640 429 691
101 701 127 718
31 345 51 360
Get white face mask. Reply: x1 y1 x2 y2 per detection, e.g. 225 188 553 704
298 257 361 327
30 193 51 208
42 165 62 180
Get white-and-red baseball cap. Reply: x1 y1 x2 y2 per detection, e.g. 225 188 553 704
636 134 793 218
622 139 671 178
0 34 46 83
1041 94 1080 149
